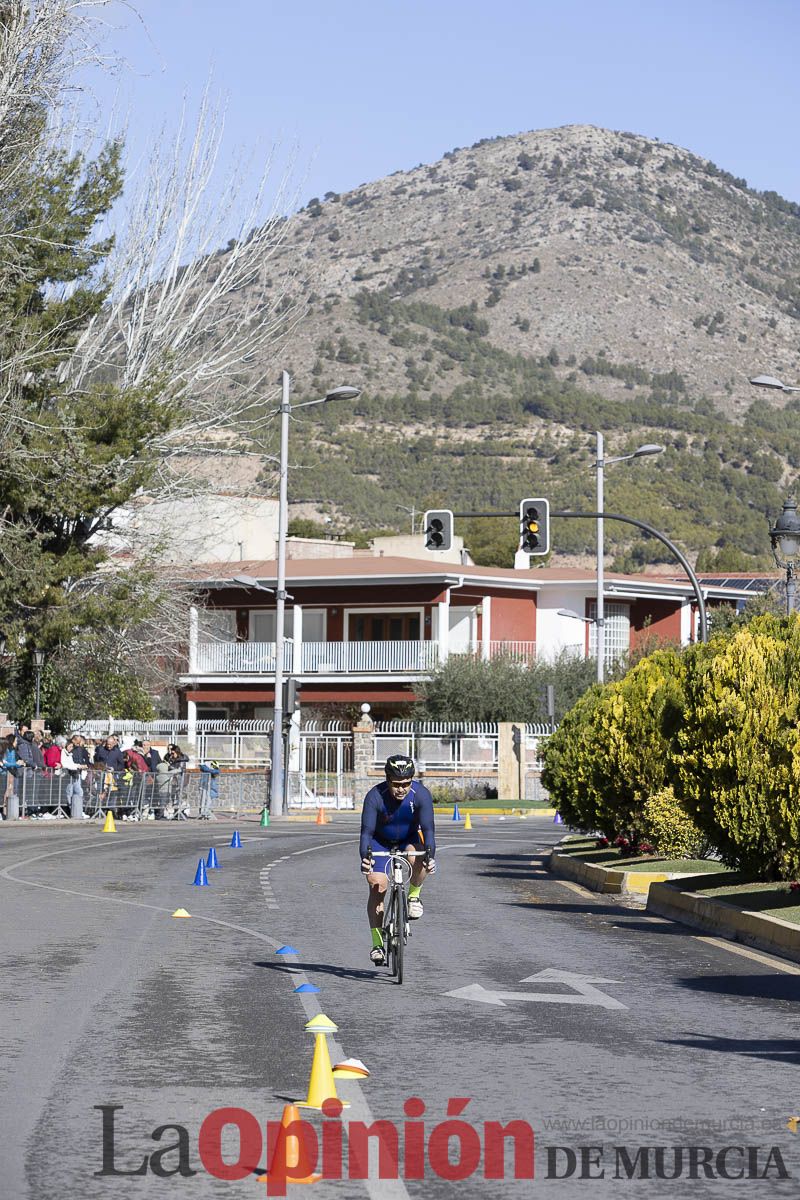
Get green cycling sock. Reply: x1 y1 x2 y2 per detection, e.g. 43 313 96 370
408 884 422 900
371 927 384 949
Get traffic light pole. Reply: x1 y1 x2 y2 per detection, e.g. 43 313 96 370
450 508 707 643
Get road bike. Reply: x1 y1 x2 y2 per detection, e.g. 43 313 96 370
373 848 427 985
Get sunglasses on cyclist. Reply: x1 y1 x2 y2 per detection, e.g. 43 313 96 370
388 779 413 791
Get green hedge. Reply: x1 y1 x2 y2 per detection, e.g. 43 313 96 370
541 613 800 881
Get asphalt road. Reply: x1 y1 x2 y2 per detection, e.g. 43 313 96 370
1 816 799 1199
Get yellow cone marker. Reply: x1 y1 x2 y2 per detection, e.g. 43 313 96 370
172 908 191 918
102 811 116 833
297 1013 349 1110
463 811 473 831
304 1013 338 1034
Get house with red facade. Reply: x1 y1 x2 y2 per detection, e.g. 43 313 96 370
179 556 759 723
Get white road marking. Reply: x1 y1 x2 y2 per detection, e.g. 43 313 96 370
445 968 627 1009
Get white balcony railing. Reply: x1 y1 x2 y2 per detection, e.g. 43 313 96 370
192 639 535 675
488 640 537 661
194 642 294 674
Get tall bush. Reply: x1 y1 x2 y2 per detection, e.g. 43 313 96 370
676 614 800 879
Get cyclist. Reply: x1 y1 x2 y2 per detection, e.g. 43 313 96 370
359 754 436 965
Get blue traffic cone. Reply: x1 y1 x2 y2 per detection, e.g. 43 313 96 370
554 811 564 824
277 945 298 955
206 847 221 869
452 803 461 822
193 858 210 886
230 830 242 848
294 983 320 994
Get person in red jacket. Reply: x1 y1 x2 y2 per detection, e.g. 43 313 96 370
41 733 62 773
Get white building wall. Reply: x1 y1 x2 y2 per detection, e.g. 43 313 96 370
107 493 280 565
535 586 592 661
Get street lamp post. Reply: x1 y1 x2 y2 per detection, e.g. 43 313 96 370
32 649 44 720
594 435 664 683
769 497 800 614
268 372 361 816
396 504 417 535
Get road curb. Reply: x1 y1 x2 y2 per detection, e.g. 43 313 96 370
646 879 800 965
549 848 708 897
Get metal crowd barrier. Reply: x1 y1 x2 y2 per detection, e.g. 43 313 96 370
1 767 269 822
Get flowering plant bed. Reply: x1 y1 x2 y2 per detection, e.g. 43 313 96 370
553 836 724 876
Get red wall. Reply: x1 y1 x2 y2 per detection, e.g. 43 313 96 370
489 594 537 641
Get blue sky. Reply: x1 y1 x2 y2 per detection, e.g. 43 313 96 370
90 0 800 225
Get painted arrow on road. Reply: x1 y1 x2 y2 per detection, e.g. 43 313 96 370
444 968 627 1009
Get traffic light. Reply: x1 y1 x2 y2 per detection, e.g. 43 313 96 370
423 509 453 552
282 678 302 735
519 498 550 556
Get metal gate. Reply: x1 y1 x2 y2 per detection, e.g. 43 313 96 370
289 729 355 809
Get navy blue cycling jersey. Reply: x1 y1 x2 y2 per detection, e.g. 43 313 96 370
359 780 436 859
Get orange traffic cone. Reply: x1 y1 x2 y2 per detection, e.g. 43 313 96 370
256 1104 320 1188
315 807 329 826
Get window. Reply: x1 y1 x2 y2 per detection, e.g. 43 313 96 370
588 601 630 666
199 609 237 642
348 612 421 641
249 609 326 641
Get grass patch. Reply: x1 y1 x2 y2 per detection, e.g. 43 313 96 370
553 839 725 875
693 880 800 926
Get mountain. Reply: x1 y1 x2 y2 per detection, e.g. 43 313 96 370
233 125 800 570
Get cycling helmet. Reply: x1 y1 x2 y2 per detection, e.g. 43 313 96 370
385 754 415 781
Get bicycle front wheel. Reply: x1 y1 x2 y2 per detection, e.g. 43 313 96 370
393 887 406 984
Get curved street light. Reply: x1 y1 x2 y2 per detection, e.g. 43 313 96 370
594 436 665 683
268 372 362 816
769 497 800 614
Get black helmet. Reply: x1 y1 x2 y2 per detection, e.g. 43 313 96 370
385 754 415 781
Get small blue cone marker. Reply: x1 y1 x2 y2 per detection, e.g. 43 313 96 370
206 847 221 869
230 831 242 848
294 983 320 994
193 859 210 886
554 811 564 824
276 945 298 955
452 803 461 822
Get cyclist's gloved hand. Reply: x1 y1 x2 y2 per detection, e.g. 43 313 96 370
360 855 373 874
424 853 437 874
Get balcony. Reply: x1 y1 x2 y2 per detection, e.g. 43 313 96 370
190 639 535 676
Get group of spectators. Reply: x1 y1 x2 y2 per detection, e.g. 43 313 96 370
1 727 193 818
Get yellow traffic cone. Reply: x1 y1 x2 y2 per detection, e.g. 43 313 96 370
464 811 473 831
297 1034 345 1109
102 811 116 833
172 908 191 918
256 1103 321 1185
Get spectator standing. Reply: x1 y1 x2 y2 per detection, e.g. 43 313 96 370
61 739 84 816
198 760 220 819
95 735 124 811
138 740 162 772
2 733 18 815
42 733 62 773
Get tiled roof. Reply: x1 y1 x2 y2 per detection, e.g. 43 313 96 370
181 555 755 596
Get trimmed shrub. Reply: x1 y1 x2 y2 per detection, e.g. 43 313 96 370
642 787 709 859
676 613 800 879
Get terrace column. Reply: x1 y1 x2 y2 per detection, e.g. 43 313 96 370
481 595 492 660
437 598 450 664
187 699 197 759
292 604 303 676
189 605 199 672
